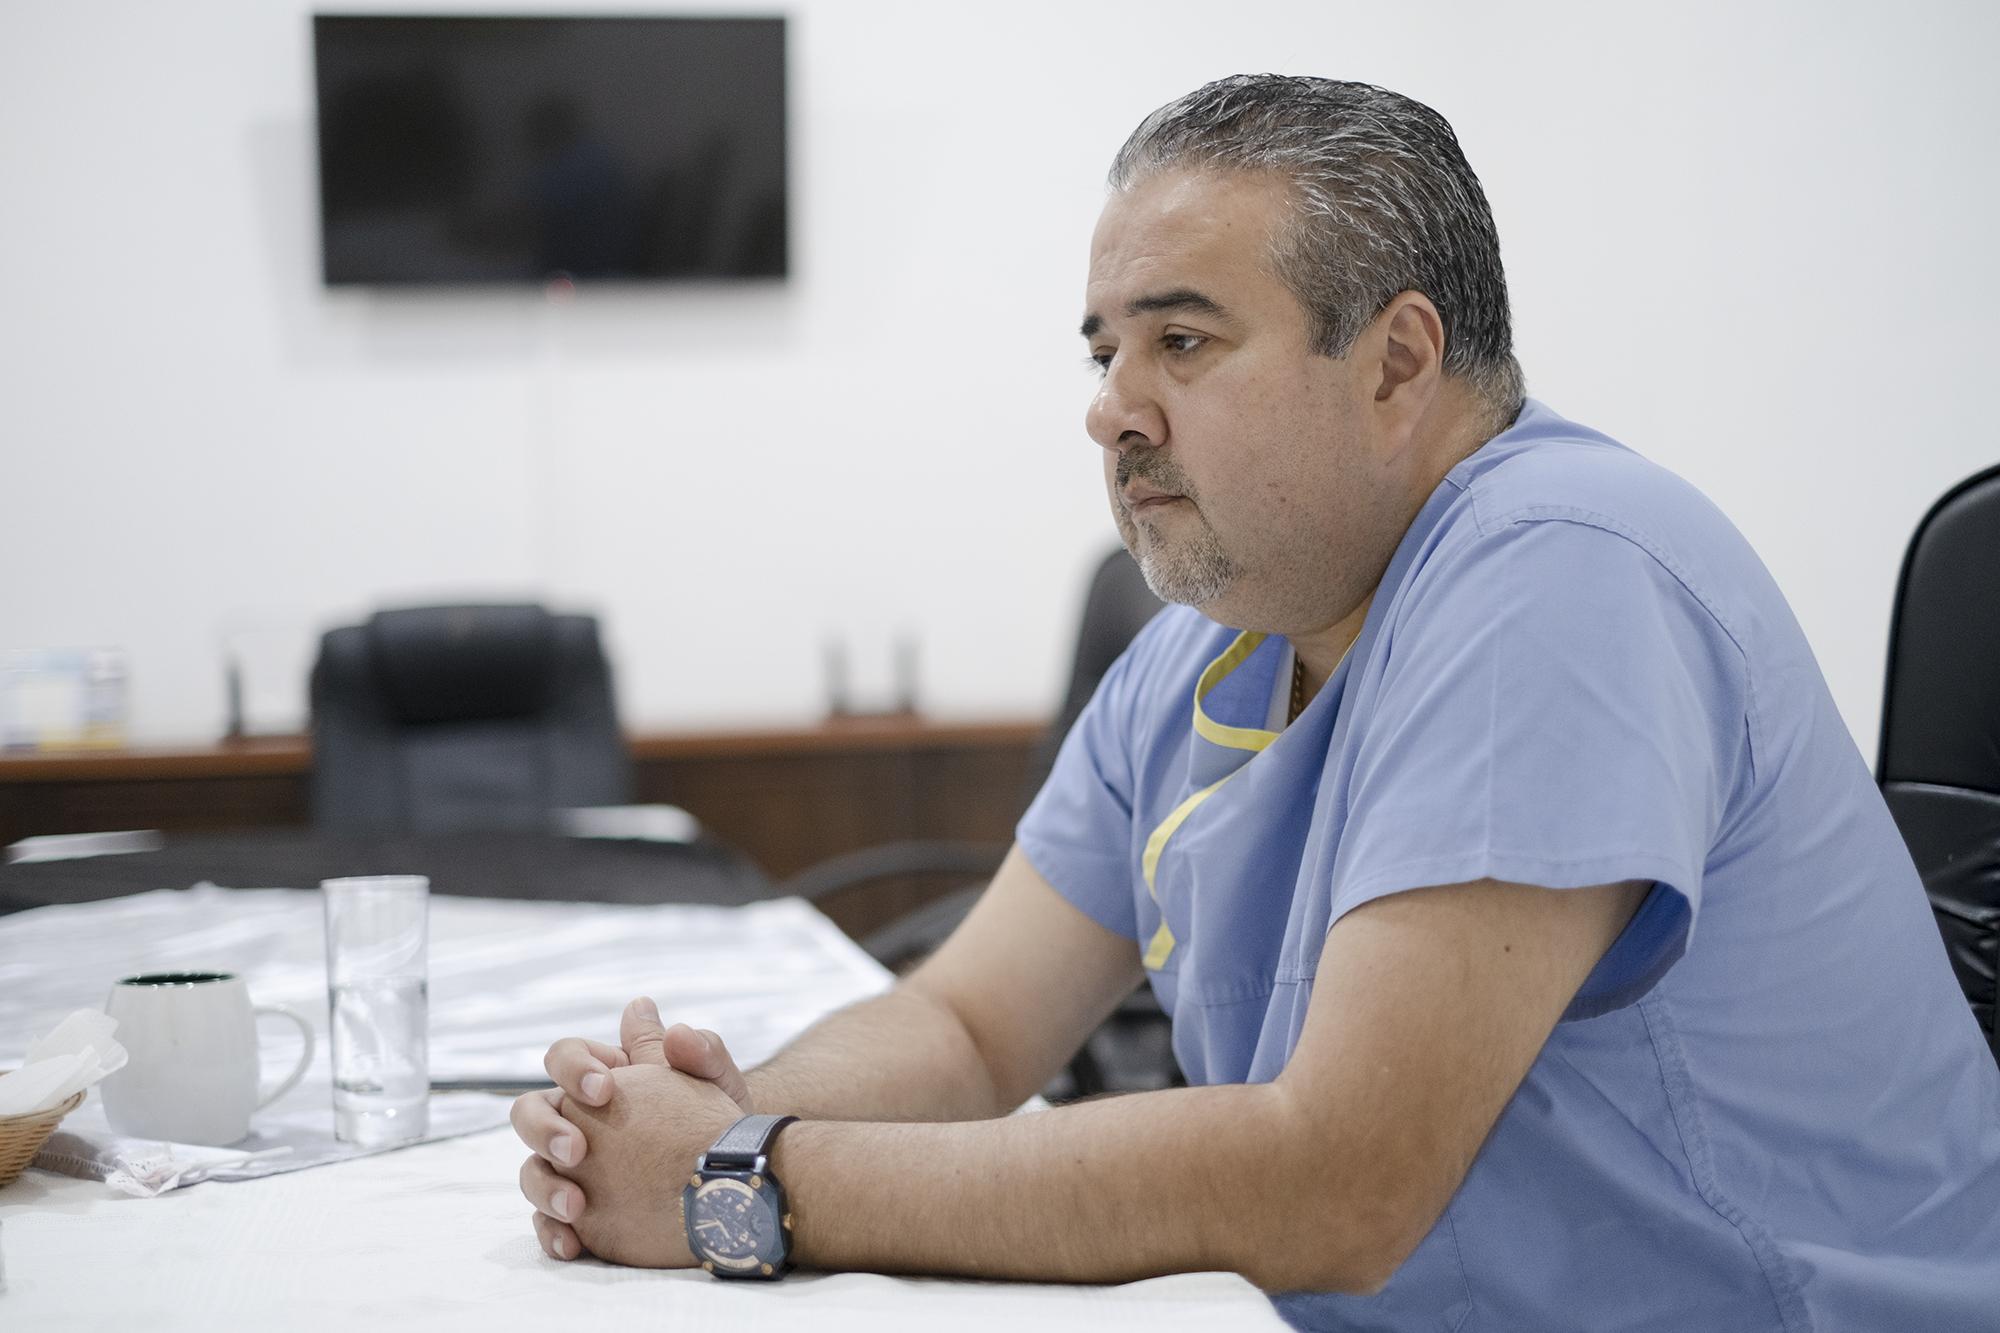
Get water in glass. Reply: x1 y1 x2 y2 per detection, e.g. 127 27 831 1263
331 975 430 1145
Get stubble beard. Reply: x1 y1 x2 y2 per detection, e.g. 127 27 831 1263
1112 450 1241 608
1127 519 1238 607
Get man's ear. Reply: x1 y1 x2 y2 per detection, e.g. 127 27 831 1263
1368 291 1446 424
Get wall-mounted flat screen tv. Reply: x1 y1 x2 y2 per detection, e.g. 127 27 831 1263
313 14 787 285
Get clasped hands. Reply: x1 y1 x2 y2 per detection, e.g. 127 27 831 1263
512 996 755 1267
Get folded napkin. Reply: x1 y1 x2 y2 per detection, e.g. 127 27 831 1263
29 1093 515 1197
0 1009 128 1117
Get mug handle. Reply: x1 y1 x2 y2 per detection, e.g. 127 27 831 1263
253 1005 316 1109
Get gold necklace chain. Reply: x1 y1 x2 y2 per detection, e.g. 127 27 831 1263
1288 634 1358 727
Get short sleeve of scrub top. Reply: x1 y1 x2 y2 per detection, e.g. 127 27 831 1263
1334 511 1752 1016
1014 622 1158 943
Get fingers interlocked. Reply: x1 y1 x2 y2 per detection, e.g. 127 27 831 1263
513 996 755 1262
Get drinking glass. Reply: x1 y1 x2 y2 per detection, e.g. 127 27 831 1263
321 875 430 1146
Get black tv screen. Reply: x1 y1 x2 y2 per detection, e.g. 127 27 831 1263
313 14 787 285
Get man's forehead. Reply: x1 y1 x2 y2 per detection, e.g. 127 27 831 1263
1082 169 1288 332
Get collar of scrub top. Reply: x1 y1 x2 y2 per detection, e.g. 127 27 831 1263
1140 630 1322 969
1138 479 1469 972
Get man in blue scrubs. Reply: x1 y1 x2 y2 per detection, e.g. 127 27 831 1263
514 76 2000 1328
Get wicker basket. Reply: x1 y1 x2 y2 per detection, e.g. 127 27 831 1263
0 1082 85 1189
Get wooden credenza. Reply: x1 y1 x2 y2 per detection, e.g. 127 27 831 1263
0 716 1046 881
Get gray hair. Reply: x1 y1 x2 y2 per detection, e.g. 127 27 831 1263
1110 75 1525 425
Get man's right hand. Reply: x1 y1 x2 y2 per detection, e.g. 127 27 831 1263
509 995 754 1261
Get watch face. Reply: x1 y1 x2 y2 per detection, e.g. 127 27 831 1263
688 1177 777 1271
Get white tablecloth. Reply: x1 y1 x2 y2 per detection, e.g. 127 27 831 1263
0 884 898 1081
0 885 902 1189
0 887 1286 1329
0 1125 1283 1330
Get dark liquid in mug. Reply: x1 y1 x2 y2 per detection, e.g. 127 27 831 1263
118 972 237 986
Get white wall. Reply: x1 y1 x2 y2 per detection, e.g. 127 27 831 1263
2 0 1995 750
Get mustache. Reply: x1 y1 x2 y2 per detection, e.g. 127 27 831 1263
1114 449 1194 501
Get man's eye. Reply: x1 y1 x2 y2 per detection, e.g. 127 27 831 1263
1085 350 1113 375
1163 333 1206 356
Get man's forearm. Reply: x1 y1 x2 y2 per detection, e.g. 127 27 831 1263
743 986 1010 1123
735 847 1139 1125
767 1081 1384 1295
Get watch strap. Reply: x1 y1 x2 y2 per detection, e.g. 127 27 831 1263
703 1113 798 1169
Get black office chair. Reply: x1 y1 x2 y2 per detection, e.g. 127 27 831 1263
783 548 1175 1098
1877 462 2000 1062
310 604 632 835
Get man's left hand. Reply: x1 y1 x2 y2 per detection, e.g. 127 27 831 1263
519 1062 745 1267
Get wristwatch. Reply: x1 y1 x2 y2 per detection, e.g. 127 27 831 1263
682 1113 799 1278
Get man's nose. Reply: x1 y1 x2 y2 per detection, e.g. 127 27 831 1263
1085 358 1166 453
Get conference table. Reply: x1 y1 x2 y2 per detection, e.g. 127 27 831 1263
0 825 773 917
0 838 1284 1329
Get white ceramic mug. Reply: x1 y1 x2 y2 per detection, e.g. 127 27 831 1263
100 971 315 1146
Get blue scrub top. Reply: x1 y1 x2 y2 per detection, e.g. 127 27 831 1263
1018 400 2000 1331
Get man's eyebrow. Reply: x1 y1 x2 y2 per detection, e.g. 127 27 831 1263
1079 288 1230 341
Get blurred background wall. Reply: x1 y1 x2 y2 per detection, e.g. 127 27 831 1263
2 0 1995 747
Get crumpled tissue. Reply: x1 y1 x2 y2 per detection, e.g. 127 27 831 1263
32 1126 296 1197
0 1009 128 1118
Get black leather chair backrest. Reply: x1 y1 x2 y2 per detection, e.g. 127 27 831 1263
1024 548 1166 799
310 604 631 835
369 604 558 726
1878 462 2000 1059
